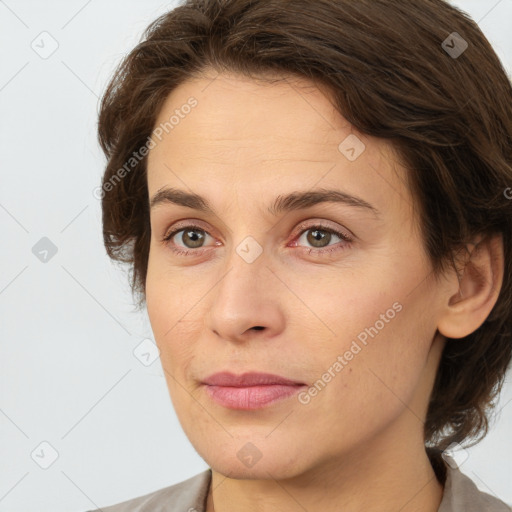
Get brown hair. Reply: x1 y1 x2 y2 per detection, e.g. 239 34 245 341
97 0 512 453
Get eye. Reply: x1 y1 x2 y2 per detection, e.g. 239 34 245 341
161 221 353 257
162 224 215 256
291 222 353 255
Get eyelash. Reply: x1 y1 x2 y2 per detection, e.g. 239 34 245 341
161 222 353 257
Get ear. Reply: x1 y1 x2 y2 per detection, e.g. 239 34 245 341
437 233 504 339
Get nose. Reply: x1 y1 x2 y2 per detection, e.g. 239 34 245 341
204 248 286 343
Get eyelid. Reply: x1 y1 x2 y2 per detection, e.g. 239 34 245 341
292 219 353 242
162 219 353 255
162 219 213 240
163 218 351 239
162 222 214 245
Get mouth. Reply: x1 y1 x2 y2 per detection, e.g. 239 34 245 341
201 371 307 410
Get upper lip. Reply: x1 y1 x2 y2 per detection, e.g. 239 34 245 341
202 372 305 387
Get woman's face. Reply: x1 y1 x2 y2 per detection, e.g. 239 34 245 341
145 71 448 479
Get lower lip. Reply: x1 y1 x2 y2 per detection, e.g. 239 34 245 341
203 384 305 410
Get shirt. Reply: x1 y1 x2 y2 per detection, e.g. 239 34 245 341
86 455 511 511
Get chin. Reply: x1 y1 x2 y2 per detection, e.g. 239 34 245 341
193 435 308 480
208 456 302 480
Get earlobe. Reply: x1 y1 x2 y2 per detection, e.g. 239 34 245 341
437 233 504 339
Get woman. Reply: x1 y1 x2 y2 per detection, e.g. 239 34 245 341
91 0 512 510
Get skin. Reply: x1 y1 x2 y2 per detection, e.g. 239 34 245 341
145 71 504 512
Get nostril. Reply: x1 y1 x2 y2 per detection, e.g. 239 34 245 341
251 326 264 330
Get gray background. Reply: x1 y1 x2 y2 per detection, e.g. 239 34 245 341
0 1 511 510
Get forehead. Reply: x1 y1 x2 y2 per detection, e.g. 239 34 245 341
151 72 353 156
146 71 413 223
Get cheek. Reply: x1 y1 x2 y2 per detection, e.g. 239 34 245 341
146 248 192 333
287 266 401 352
146 255 199 378
296 312 432 455
293 264 434 403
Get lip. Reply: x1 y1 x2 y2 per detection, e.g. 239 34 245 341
202 371 305 387
202 372 307 410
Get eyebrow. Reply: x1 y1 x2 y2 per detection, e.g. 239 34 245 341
149 187 380 217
